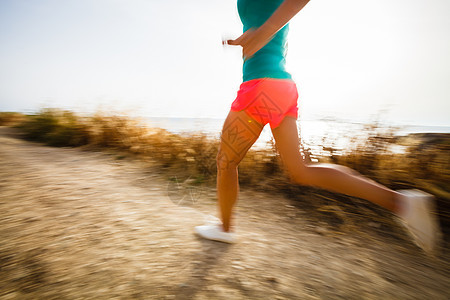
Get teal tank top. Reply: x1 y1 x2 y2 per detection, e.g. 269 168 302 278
237 0 292 82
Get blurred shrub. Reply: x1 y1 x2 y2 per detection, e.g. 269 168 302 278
11 108 449 199
18 109 90 147
316 123 450 194
0 112 26 126
403 134 450 194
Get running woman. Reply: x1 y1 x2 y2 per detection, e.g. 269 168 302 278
195 0 441 253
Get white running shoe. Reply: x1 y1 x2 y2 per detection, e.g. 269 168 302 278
397 189 442 253
195 223 236 243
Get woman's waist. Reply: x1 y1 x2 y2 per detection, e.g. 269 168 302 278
244 54 287 72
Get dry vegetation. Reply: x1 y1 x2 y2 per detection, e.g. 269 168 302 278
2 109 449 232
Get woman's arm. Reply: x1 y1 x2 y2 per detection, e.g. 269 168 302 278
226 0 310 59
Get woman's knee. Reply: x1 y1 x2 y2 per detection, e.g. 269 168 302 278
287 164 312 186
216 148 239 172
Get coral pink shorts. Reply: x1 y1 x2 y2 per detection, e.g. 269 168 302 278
231 78 299 128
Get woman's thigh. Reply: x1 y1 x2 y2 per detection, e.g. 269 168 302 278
270 116 309 180
217 110 264 169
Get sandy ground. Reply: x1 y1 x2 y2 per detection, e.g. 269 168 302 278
0 126 449 299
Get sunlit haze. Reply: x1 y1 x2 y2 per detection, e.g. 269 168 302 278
1 0 449 126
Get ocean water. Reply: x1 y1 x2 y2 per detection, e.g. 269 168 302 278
145 116 450 153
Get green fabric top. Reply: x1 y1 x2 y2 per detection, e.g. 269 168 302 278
237 0 292 82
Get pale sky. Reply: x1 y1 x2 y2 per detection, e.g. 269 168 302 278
1 0 449 126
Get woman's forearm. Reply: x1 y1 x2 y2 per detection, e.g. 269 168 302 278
257 0 310 40
226 0 310 58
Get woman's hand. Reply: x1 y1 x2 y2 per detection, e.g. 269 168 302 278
223 28 273 60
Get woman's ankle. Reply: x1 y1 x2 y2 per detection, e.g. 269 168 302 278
392 192 404 215
222 223 231 232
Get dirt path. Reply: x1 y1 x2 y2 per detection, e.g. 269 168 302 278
0 126 449 299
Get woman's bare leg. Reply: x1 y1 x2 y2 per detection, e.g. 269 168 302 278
271 116 401 213
217 110 264 232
